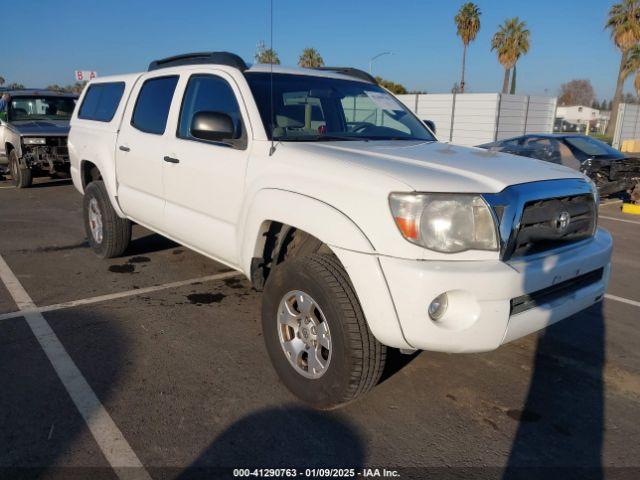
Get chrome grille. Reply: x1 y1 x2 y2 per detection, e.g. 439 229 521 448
511 194 596 258
483 179 598 261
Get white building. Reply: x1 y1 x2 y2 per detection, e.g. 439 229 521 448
556 105 600 125
556 105 610 133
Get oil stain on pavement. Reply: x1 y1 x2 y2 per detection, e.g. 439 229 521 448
187 293 225 305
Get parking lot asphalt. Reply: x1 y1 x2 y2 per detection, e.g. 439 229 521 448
1 176 639 479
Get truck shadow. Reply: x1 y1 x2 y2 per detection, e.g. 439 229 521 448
503 302 605 479
379 347 420 384
175 406 365 480
26 178 73 189
125 232 179 256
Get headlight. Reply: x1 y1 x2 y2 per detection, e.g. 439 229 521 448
389 193 499 253
24 137 46 145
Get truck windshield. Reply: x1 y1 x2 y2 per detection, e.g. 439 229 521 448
245 72 435 142
9 96 77 122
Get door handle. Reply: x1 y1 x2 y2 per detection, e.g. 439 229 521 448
163 156 180 164
119 146 130 152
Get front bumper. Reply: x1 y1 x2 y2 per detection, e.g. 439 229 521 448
377 228 612 353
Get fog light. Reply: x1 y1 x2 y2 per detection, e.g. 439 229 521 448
428 293 448 321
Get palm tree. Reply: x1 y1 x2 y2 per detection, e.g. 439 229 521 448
623 44 640 95
255 41 280 65
605 0 640 135
298 47 324 68
491 17 530 94
454 2 481 93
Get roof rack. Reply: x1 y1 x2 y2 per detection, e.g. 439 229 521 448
148 52 248 72
313 67 377 84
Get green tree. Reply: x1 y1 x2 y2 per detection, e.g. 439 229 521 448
69 81 88 94
491 17 530 94
298 47 324 68
255 41 280 65
46 84 65 92
0 76 5 86
375 76 407 95
454 2 481 93
7 82 25 90
623 44 640 98
605 0 640 135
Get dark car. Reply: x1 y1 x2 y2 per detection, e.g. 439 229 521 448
478 134 640 197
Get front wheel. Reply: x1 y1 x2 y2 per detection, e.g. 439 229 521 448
262 253 386 409
83 180 132 258
9 150 32 188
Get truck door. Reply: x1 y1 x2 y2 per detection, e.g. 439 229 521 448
115 73 180 230
162 71 251 266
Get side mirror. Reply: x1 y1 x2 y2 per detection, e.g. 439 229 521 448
190 111 235 142
424 120 436 134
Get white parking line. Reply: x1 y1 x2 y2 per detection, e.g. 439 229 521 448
0 270 243 322
600 215 640 225
605 293 640 308
0 254 152 480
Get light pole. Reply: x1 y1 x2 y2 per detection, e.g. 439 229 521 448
369 51 393 74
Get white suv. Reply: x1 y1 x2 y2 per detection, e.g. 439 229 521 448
68 52 612 408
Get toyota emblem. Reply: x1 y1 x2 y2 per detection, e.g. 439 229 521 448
554 211 571 234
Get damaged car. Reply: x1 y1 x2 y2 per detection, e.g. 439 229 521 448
478 134 640 198
0 89 77 188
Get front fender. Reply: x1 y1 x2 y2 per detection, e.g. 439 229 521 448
239 189 374 273
3 127 22 158
239 188 412 349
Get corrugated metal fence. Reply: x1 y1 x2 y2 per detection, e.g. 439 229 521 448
612 103 640 149
396 93 557 146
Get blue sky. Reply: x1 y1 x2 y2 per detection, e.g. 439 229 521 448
2 0 630 100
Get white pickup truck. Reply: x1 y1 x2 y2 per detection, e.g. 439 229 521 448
69 52 612 408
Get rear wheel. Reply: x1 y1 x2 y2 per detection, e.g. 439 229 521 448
262 253 386 409
9 150 32 188
83 180 131 258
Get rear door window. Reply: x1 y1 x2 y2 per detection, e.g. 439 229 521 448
78 82 125 122
131 76 179 135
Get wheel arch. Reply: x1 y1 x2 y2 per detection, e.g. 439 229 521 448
240 189 412 350
80 160 102 189
240 189 374 280
77 159 126 218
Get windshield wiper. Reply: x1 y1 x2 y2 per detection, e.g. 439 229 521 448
275 135 361 142
365 136 434 141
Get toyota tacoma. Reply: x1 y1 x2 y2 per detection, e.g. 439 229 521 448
68 52 612 408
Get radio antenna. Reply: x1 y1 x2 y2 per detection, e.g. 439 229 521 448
268 0 276 156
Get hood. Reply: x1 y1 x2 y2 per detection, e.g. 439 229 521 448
298 140 584 193
11 120 70 136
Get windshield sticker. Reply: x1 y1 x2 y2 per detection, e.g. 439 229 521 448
365 91 403 111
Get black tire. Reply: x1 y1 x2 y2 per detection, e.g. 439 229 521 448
262 253 386 409
9 150 32 188
83 180 131 258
